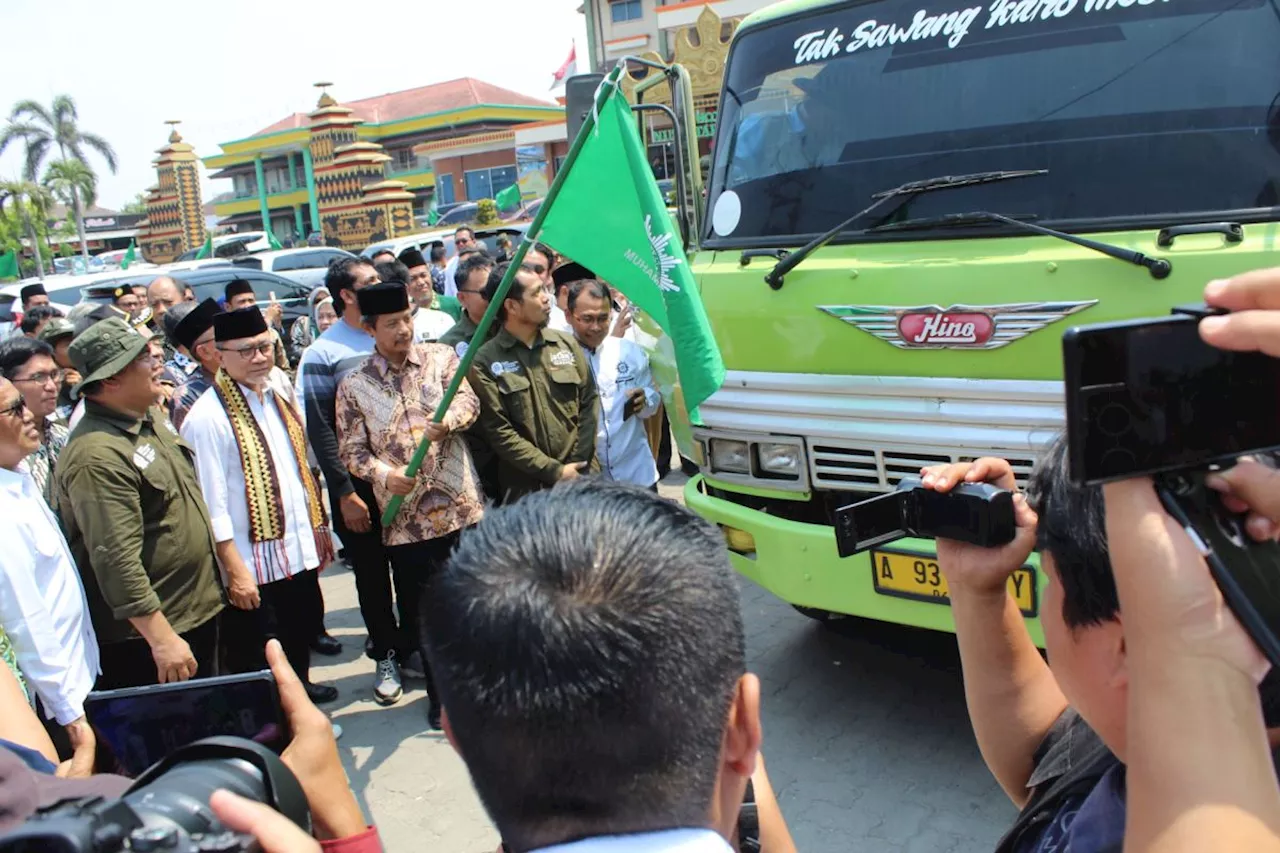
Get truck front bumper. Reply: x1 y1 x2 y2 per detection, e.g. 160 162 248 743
684 474 1045 644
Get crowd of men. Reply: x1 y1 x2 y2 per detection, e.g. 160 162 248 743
0 225 670 771
5 227 1279 852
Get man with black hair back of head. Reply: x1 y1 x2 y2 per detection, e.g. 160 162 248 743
181 307 339 706
0 337 70 505
428 243 448 294
424 480 796 853
298 258 418 703
369 249 396 266
335 282 484 728
166 299 223 430
921 436 1280 853
19 284 48 312
18 306 58 340
55 318 224 689
468 265 598 504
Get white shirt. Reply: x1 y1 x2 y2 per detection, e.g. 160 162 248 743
443 256 460 297
69 398 85 431
548 304 573 334
181 378 318 585
583 336 661 487
414 306 455 342
534 829 732 853
0 464 100 724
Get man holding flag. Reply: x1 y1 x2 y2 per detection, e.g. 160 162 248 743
467 264 598 504
376 64 724 528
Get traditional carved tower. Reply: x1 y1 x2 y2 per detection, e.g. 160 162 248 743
308 84 415 249
137 121 207 264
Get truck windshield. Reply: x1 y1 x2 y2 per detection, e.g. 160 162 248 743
707 0 1280 245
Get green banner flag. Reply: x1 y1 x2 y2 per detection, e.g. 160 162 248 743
193 234 214 260
267 231 283 251
120 240 136 270
0 251 18 280
494 182 521 212
425 195 441 226
535 76 725 412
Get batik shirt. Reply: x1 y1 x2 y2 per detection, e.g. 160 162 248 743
335 343 484 546
26 418 69 509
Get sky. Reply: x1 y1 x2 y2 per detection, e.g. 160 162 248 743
0 0 588 209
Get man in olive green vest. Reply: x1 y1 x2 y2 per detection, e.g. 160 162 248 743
56 318 224 690
468 267 599 504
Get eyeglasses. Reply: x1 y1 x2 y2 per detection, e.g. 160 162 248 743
12 369 65 387
0 397 26 419
573 313 611 326
525 264 547 275
218 341 274 358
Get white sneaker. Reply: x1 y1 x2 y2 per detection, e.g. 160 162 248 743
373 651 403 706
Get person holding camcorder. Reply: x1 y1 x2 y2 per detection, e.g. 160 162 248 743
0 639 380 853
919 267 1280 852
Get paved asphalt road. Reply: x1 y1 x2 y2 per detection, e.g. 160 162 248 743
313 472 1015 851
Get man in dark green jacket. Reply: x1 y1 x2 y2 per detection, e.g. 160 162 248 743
55 318 224 690
468 267 598 504
438 253 494 357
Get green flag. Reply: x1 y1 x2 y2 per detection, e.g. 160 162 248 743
0 251 18 280
425 195 441 226
267 230 283 251
536 74 725 412
193 234 214 260
495 182 521 212
120 240 136 270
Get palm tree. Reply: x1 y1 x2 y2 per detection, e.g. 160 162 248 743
0 95 117 262
0 180 53 279
44 159 97 264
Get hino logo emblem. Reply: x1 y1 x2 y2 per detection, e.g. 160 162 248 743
817 301 1098 349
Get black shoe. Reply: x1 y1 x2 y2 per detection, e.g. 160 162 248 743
426 700 442 731
306 683 340 705
311 633 343 656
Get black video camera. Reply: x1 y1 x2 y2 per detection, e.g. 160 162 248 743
0 737 310 853
1062 302 1280 667
833 475 1016 557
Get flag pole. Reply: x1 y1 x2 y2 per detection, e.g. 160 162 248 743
381 65 625 525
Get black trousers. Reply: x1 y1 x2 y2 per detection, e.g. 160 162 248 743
222 569 319 685
386 530 461 704
96 614 221 691
330 477 411 660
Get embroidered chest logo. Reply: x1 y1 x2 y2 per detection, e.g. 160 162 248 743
133 444 157 470
491 360 521 377
615 360 631 377
456 342 469 357
161 418 179 436
550 350 575 368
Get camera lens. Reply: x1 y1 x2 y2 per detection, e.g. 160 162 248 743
1097 402 1133 437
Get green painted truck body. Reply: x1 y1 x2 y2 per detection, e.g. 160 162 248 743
673 0 1280 638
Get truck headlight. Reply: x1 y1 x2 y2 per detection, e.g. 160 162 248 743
757 442 801 478
709 438 750 474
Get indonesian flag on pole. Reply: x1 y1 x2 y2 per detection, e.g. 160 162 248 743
550 45 577 90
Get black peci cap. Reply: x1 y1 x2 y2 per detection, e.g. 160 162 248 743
397 248 427 269
214 306 269 342
551 261 596 289
224 279 255 301
173 298 223 351
356 282 411 316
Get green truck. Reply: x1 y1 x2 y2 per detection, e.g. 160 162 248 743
662 0 1280 642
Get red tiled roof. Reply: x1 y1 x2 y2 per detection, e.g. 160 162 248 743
252 78 556 136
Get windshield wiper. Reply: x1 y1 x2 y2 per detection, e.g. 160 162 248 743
870 210 1171 279
763 169 1048 289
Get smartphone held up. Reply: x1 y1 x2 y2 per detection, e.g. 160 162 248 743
1062 303 1280 667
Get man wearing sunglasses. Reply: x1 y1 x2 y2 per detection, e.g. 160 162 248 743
442 227 477 297
55 318 224 690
